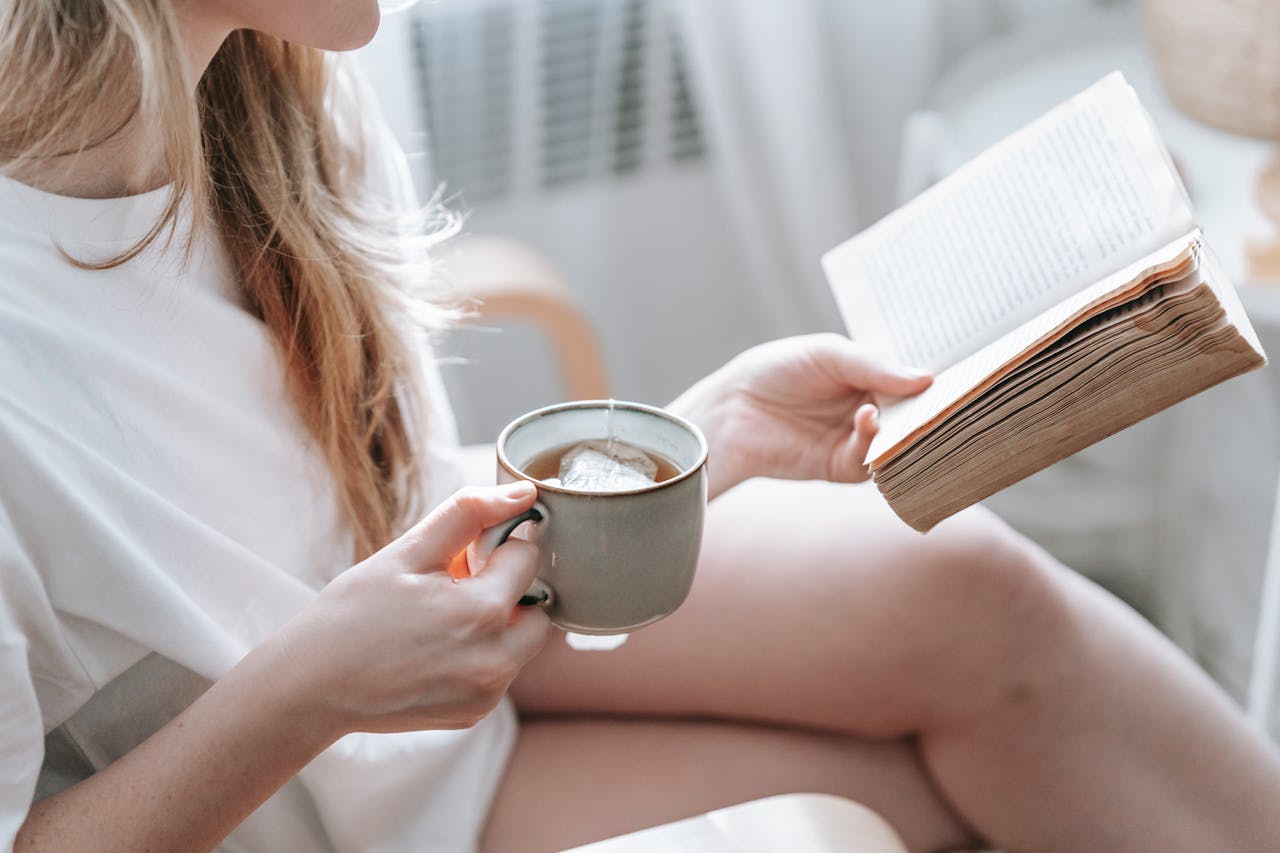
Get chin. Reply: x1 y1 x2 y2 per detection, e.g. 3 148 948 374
250 1 382 52
318 2 381 51
330 3 382 50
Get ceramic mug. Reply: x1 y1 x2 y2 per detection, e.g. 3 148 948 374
476 400 709 634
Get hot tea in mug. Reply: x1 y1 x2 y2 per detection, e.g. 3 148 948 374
521 439 684 491
471 400 708 634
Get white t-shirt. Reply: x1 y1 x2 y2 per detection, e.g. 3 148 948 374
0 149 515 849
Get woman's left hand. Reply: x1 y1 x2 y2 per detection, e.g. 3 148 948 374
668 333 932 498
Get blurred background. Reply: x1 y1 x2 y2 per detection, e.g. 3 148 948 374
355 0 1280 738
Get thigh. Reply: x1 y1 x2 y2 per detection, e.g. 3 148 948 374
511 478 1050 736
481 717 975 853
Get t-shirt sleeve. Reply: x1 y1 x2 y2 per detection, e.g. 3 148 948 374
345 63 470 497
0 578 47 847
362 104 422 219
334 58 423 219
0 508 87 849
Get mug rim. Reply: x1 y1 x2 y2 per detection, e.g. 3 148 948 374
496 399 709 497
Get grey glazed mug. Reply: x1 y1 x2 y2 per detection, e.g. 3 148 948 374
477 400 709 635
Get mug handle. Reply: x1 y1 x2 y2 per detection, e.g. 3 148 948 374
471 502 553 607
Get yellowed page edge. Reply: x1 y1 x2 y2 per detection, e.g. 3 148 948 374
867 230 1199 467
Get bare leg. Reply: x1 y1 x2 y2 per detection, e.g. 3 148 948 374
482 718 973 852
495 479 1280 852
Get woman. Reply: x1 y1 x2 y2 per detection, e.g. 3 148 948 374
1 1 1278 851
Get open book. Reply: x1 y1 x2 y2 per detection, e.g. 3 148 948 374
822 72 1267 532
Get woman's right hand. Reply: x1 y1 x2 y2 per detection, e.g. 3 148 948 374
13 483 548 853
273 481 551 738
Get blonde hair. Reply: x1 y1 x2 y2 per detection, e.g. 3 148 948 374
0 1 447 559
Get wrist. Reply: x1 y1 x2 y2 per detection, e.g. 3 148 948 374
232 631 349 757
667 371 752 501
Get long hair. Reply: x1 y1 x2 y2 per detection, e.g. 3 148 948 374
0 1 447 560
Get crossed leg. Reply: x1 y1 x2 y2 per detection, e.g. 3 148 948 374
483 478 1280 852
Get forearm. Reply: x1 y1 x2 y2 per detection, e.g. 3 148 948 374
16 636 337 853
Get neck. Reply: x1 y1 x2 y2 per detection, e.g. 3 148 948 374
11 5 231 199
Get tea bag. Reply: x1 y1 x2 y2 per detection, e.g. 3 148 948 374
557 439 657 492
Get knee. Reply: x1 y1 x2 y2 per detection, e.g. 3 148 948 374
912 507 1060 606
901 508 1080 718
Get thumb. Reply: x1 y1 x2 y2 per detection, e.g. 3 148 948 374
819 336 932 398
830 403 879 483
393 481 538 572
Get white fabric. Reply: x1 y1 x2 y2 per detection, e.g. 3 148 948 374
0 130 514 850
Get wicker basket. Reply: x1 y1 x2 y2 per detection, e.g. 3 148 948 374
1144 0 1280 138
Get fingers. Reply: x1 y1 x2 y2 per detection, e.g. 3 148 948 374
393 482 538 571
501 603 553 665
832 403 879 483
468 537 545 609
458 539 550 665
815 334 932 398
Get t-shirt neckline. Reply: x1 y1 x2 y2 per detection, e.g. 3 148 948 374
0 173 175 246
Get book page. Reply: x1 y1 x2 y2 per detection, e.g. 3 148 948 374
865 231 1198 465
822 72 1193 373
